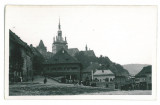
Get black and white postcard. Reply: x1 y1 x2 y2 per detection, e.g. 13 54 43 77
5 5 157 100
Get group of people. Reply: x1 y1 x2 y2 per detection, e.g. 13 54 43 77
10 76 35 83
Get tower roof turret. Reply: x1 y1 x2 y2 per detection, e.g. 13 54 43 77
58 18 61 30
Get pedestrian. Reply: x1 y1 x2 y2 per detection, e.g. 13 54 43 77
44 77 47 84
20 77 22 82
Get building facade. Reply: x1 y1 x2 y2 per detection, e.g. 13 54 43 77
93 70 115 82
43 48 82 83
9 30 33 82
114 76 128 89
135 65 152 90
90 69 115 89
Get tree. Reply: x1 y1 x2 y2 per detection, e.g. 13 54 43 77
75 52 129 77
75 52 98 69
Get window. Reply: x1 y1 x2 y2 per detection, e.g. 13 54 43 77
106 84 108 88
105 78 109 82
95 78 98 82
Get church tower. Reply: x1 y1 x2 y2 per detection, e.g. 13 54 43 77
52 18 68 54
37 40 47 54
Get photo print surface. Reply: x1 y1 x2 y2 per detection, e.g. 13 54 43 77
5 5 157 99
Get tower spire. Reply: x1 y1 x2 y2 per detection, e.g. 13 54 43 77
58 17 61 30
58 17 62 37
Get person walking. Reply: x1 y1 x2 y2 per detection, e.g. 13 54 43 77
20 77 22 82
44 77 47 84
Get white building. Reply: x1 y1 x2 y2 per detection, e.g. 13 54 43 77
93 70 115 82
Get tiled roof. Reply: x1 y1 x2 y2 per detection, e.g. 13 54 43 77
30 45 43 57
39 40 45 48
135 65 152 77
9 29 32 53
45 52 54 60
37 40 47 50
45 48 80 64
67 48 79 56
81 50 95 57
93 69 114 76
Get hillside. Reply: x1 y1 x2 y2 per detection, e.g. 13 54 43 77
122 64 149 76
75 52 129 77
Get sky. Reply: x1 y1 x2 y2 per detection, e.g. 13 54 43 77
6 6 157 65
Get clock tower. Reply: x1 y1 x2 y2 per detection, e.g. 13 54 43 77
52 18 68 54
